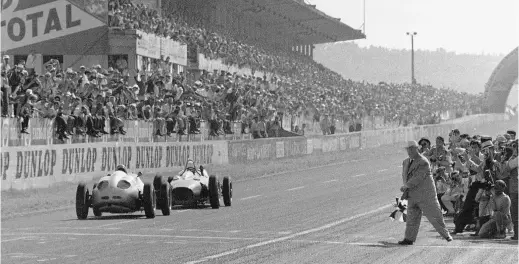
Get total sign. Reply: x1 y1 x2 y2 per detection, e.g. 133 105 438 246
1 0 105 52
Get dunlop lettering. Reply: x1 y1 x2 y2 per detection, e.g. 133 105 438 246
191 145 213 165
136 146 162 169
165 145 190 167
101 146 131 171
286 140 307 157
1 152 9 180
247 144 272 161
62 147 97 174
15 150 56 178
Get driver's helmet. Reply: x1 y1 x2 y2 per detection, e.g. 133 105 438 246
116 164 127 173
185 159 196 173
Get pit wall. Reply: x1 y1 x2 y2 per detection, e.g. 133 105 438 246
0 114 509 190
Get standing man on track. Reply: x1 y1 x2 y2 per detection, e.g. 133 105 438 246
399 140 454 245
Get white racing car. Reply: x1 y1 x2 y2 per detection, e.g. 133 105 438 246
153 160 232 209
75 165 172 219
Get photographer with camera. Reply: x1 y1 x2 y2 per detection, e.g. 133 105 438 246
494 139 518 239
441 171 465 216
435 167 450 213
424 136 453 173
478 180 511 239
450 138 495 235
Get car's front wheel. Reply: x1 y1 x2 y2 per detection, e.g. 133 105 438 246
143 184 156 219
76 182 90 220
222 177 232 206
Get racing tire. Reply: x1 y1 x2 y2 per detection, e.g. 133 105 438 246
154 175 164 209
75 182 90 220
209 175 220 209
222 177 232 206
93 206 102 217
160 182 171 216
143 183 156 219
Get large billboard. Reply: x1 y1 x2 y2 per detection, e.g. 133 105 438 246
1 0 108 54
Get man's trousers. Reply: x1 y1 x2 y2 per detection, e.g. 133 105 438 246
405 198 451 241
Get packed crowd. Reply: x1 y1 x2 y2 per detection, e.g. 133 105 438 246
0 0 485 140
106 0 483 123
417 129 518 240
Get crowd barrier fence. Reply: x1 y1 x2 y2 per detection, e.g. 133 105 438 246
0 118 251 147
0 114 509 190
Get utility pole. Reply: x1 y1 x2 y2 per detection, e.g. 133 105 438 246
363 0 366 34
406 32 417 84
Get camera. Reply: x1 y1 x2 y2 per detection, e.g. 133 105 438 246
482 169 495 189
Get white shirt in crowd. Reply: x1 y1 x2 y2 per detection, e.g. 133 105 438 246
25 53 42 74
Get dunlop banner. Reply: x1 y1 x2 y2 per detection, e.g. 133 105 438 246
227 137 308 164
1 141 228 190
320 132 361 153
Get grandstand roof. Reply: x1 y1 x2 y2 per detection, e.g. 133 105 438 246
235 0 365 45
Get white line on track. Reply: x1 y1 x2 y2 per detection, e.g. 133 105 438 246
97 220 137 227
351 173 366 178
0 232 265 241
377 169 388 172
240 195 262 200
323 180 338 183
185 229 224 233
1 237 32 242
286 186 305 191
184 204 392 264
55 227 121 230
235 158 369 182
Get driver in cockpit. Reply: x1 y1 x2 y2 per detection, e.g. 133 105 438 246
178 159 206 178
116 164 128 174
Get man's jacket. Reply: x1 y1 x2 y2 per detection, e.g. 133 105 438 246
402 155 437 201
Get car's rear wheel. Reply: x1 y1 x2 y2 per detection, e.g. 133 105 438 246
143 183 156 219
209 175 220 209
222 177 232 206
153 174 163 192
76 182 89 220
160 182 171 216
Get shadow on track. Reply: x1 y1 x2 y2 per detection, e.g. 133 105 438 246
60 214 145 221
362 241 403 248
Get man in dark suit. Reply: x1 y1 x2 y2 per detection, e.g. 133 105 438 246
399 140 453 245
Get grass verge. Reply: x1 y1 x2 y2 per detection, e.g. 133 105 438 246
1 144 401 220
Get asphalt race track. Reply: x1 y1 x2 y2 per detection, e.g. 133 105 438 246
2 146 518 263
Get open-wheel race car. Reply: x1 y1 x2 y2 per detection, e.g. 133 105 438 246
153 160 232 209
75 165 172 219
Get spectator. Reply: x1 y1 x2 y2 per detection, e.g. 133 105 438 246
1 0 486 141
479 180 511 239
441 172 464 216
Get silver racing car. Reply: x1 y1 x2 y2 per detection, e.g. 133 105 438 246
75 165 172 219
153 160 232 209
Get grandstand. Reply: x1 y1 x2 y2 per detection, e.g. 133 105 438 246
1 0 485 146
165 0 364 47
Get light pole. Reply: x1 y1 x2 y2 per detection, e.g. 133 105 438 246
406 32 417 84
